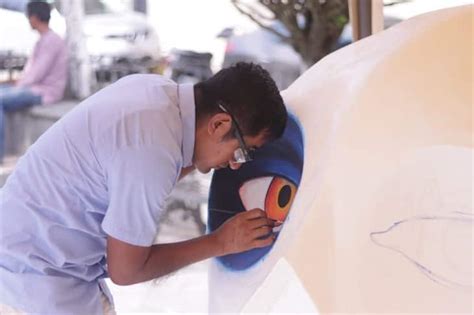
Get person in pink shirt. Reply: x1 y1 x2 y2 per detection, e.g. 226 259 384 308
0 1 68 161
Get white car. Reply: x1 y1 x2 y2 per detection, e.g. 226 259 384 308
0 0 161 64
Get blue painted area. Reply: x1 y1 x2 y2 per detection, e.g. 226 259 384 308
208 111 304 271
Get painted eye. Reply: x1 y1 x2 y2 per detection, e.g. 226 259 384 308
265 177 297 222
239 176 297 222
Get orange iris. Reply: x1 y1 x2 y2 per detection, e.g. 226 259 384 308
264 177 297 222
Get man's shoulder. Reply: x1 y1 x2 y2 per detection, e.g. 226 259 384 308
114 74 179 102
84 74 180 116
43 29 66 46
116 74 176 87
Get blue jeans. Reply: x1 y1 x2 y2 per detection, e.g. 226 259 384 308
0 84 42 161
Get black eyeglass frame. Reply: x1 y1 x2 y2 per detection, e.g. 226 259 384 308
218 103 253 164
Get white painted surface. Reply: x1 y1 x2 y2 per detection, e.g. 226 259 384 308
283 5 473 313
208 4 472 314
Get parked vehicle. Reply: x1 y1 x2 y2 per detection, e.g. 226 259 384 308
0 0 161 78
74 0 161 62
217 22 303 90
217 16 403 90
167 49 213 84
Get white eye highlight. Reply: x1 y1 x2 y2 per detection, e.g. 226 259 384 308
239 176 273 211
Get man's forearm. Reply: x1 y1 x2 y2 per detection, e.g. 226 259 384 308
124 233 222 285
107 209 275 286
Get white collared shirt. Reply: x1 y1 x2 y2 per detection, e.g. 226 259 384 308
0 74 195 313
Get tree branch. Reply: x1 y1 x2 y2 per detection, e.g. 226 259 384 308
259 0 306 48
231 0 349 67
236 0 274 21
231 0 290 42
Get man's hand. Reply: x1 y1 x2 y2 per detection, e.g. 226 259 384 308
106 208 279 285
213 208 278 256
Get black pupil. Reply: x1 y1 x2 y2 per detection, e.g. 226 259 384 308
278 185 292 208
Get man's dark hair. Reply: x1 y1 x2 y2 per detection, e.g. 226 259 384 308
27 1 51 23
195 62 287 141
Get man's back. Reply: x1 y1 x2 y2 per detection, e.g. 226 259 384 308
0 74 191 313
17 29 68 104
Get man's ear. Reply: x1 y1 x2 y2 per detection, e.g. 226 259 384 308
207 113 232 140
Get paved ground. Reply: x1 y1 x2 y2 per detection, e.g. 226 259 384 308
107 261 209 314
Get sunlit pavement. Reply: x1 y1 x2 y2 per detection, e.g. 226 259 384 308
107 261 209 314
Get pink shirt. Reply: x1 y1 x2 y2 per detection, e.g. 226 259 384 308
17 29 68 105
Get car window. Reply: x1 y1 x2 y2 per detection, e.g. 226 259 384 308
54 0 112 15
83 0 111 15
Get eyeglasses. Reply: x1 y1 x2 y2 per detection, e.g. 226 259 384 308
218 103 254 164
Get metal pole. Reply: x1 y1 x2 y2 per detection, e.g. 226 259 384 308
371 0 384 34
349 0 384 41
60 0 91 99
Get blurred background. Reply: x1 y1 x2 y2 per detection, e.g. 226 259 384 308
2 0 469 94
0 0 471 313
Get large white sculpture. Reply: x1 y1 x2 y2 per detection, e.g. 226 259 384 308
209 5 472 314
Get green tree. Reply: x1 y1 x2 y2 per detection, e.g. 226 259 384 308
231 0 349 67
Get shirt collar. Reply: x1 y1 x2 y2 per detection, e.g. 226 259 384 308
177 83 196 167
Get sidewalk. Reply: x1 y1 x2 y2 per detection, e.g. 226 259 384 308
107 261 209 314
